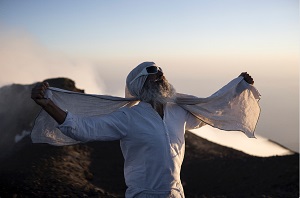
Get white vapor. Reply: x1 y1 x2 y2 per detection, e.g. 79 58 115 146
0 26 104 94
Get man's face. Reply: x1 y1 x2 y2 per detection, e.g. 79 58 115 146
139 70 175 104
145 69 170 93
145 69 164 84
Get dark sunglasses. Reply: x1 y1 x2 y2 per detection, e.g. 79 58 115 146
130 66 163 84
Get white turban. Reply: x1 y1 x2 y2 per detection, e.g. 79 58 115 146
125 61 158 98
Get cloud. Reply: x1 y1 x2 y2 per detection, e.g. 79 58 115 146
0 25 104 94
191 126 294 157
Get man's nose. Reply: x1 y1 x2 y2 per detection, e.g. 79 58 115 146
157 70 163 76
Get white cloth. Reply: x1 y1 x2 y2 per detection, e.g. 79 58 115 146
176 77 261 137
31 76 260 145
31 89 136 145
58 101 203 197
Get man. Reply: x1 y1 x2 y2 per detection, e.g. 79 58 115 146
31 62 256 198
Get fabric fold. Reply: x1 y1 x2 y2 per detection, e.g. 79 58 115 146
31 87 137 145
31 77 260 145
176 77 260 137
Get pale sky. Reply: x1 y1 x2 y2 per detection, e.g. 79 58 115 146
0 0 299 154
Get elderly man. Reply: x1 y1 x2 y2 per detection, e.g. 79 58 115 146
31 62 256 198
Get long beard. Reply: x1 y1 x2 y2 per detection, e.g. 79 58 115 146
139 77 176 104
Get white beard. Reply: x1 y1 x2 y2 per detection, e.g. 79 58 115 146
139 77 176 105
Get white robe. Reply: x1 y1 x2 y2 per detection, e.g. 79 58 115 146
58 101 203 197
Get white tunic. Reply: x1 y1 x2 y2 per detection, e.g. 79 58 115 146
58 101 203 198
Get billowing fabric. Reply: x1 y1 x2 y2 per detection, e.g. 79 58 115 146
31 88 136 145
57 101 202 197
31 75 260 145
176 77 261 138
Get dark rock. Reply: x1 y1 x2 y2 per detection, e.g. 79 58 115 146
43 77 84 93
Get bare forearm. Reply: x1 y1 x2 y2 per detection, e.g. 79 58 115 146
31 82 67 124
41 99 67 125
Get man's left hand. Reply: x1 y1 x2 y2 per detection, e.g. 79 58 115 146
239 72 254 85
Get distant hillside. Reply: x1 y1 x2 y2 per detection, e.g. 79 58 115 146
0 78 298 198
0 78 83 158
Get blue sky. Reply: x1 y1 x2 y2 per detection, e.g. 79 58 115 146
1 0 298 59
0 0 299 153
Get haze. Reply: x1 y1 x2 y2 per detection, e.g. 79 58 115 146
0 0 298 154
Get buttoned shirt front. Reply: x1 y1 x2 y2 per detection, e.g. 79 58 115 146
58 101 203 198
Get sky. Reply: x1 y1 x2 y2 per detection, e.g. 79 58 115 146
0 0 299 155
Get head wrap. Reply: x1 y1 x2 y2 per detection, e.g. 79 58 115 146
125 61 157 98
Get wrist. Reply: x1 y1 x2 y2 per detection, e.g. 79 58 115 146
41 98 52 109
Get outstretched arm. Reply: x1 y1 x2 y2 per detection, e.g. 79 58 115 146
239 72 254 85
31 82 67 124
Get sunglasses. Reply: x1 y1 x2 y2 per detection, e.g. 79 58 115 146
130 66 163 84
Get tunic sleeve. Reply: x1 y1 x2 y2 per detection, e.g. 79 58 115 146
58 110 129 142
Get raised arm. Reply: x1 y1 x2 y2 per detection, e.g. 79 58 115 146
31 82 67 124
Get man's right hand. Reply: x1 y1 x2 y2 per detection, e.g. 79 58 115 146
31 82 50 107
31 81 67 124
